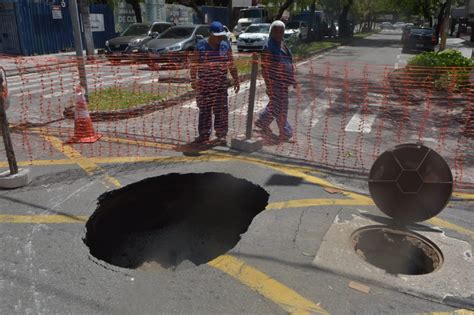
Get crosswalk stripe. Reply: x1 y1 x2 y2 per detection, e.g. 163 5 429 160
345 113 376 133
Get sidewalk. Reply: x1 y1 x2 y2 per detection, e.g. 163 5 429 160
446 36 473 58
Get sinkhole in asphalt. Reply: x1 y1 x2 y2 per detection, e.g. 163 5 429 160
83 173 269 271
351 226 443 275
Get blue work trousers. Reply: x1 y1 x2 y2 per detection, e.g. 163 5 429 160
196 87 228 138
257 84 293 138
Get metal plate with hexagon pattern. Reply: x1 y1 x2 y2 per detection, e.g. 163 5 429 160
368 143 453 223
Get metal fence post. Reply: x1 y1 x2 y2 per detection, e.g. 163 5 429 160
0 67 18 175
246 52 259 139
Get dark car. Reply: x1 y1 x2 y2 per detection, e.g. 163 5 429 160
402 27 437 53
105 22 174 63
138 25 210 70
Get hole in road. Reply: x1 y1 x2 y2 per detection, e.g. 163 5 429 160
83 173 269 271
352 226 443 275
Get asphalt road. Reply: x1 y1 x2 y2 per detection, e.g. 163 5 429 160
1 30 473 314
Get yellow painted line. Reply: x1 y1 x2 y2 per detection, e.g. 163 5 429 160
100 136 176 151
40 133 121 189
452 192 474 200
0 215 87 223
208 255 329 315
267 198 374 210
420 310 474 315
428 217 474 239
0 155 232 168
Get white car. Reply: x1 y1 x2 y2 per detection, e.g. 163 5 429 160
236 23 271 52
284 21 309 41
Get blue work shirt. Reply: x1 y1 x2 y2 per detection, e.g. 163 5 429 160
196 39 232 90
262 38 295 86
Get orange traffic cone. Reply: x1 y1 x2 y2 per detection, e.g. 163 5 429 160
66 86 101 144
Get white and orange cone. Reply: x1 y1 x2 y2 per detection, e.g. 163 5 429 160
66 86 101 144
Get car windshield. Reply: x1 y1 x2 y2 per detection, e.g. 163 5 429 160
410 28 433 35
151 24 171 33
245 25 270 33
240 9 262 18
286 22 300 30
159 27 194 39
121 24 150 36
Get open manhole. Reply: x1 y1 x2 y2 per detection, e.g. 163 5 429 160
351 226 443 275
83 173 269 271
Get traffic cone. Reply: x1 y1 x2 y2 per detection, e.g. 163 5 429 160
66 86 101 144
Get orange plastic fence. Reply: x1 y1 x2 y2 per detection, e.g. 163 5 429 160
1 53 472 192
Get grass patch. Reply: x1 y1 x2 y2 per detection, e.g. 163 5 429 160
234 56 253 75
88 87 164 112
291 41 341 58
291 30 380 58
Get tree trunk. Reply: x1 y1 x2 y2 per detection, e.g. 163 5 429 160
420 0 432 26
176 0 205 24
435 2 447 40
126 0 142 23
275 0 295 20
338 0 354 38
79 0 94 56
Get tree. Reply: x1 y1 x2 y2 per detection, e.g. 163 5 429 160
125 0 143 22
168 0 205 23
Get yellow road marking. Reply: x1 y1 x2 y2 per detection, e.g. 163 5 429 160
0 214 87 223
420 310 474 315
428 217 474 239
452 192 474 200
0 155 231 168
267 198 373 210
40 134 121 189
100 136 176 151
208 255 329 315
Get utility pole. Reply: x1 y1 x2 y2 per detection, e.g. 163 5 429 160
68 0 89 99
439 0 452 51
79 0 95 56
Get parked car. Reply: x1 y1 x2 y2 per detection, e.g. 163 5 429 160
236 23 271 52
137 25 210 69
393 21 406 29
284 20 309 41
380 22 394 30
105 22 174 63
402 27 437 53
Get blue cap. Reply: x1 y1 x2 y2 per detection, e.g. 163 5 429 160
210 21 227 36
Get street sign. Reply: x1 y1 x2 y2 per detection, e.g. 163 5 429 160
52 5 63 19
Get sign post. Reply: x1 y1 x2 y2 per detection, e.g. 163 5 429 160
0 67 31 188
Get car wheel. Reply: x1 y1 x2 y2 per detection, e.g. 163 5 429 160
238 48 243 53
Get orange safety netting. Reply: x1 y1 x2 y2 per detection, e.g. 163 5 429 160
1 53 472 192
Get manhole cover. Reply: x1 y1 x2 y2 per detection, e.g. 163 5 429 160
83 173 269 271
351 226 443 275
369 143 453 223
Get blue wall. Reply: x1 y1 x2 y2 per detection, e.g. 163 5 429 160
15 0 74 55
90 4 118 49
0 0 116 55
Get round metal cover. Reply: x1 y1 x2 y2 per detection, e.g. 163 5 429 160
369 143 453 223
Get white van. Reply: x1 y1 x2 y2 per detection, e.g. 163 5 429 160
233 6 269 38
